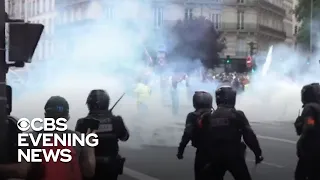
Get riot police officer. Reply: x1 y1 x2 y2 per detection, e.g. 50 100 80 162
199 86 263 180
177 91 214 180
75 89 129 180
294 83 320 180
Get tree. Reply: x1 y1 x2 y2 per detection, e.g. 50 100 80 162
294 0 320 48
169 17 225 69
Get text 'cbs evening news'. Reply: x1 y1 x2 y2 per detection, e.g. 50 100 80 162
16 118 99 163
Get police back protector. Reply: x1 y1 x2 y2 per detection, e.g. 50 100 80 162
86 114 118 157
206 107 242 147
191 109 212 148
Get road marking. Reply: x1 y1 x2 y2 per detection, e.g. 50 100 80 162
124 159 284 180
246 159 284 168
124 167 160 180
257 135 296 144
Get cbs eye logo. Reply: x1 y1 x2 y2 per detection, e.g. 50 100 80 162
17 118 31 132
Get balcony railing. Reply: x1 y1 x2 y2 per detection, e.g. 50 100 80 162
55 0 89 8
258 24 286 39
215 23 286 39
223 0 257 5
235 51 249 57
222 0 285 15
216 23 258 32
257 0 286 16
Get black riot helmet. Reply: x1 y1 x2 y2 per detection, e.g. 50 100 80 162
215 86 237 107
193 91 213 109
301 83 320 105
86 89 110 111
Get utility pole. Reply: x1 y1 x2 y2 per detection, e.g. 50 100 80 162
0 0 8 162
248 41 256 72
310 0 313 54
0 2 43 163
248 41 256 56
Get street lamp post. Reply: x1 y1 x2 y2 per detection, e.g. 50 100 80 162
0 0 8 163
310 0 313 54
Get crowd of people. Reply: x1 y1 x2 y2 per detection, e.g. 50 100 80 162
133 69 251 115
201 71 250 91
0 79 319 180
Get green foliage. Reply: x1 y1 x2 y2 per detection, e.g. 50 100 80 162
296 21 310 48
295 0 320 47
169 17 225 69
295 0 320 21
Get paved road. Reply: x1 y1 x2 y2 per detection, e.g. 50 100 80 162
118 121 298 180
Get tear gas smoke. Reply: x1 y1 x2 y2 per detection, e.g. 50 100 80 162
7 1 320 148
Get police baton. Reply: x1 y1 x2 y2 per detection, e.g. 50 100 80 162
109 93 125 112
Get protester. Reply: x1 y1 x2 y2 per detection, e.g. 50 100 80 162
0 96 96 180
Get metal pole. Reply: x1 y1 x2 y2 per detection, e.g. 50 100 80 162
310 0 313 53
0 0 8 162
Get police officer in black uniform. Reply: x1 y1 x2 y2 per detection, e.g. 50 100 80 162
199 86 263 180
75 89 129 180
294 83 320 180
177 91 214 180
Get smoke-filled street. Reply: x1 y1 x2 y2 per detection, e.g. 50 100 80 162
119 122 297 180
3 0 320 179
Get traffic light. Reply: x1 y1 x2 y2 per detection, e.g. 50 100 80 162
226 55 231 63
294 26 298 35
7 22 44 63
248 41 256 56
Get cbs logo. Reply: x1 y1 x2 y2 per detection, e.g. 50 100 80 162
17 118 68 132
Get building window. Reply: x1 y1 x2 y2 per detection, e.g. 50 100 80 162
26 1 31 18
70 9 75 22
33 0 36 16
21 0 25 18
36 0 39 15
50 41 54 57
238 0 244 3
44 19 48 35
39 0 42 13
30 1 34 16
106 7 114 19
236 38 246 53
211 13 221 29
237 11 244 29
261 16 267 26
185 8 193 20
45 0 49 12
75 7 82 21
47 18 52 34
62 11 67 23
154 7 163 28
50 0 54 11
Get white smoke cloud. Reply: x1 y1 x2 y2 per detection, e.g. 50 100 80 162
7 1 320 148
